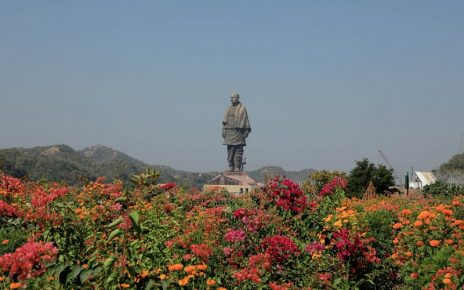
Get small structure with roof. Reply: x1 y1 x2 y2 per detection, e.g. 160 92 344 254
409 171 437 189
203 171 259 194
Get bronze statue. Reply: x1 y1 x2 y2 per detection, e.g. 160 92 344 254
222 92 251 171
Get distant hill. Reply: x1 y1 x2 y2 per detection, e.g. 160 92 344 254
248 166 314 184
435 152 464 184
0 144 314 187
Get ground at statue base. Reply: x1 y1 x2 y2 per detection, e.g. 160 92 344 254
203 171 261 194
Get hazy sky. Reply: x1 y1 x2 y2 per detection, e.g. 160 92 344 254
1 1 463 174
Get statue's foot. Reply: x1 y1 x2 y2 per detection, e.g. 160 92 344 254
228 167 235 172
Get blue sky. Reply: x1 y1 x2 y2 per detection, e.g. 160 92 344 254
1 1 463 174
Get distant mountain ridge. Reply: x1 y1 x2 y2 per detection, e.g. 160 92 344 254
0 144 315 187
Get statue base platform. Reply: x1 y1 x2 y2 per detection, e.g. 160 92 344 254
203 171 259 194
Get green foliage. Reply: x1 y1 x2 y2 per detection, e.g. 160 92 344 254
422 181 464 197
439 153 464 171
302 170 347 194
0 225 27 255
347 158 395 198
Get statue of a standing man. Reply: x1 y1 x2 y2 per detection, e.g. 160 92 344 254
222 92 251 172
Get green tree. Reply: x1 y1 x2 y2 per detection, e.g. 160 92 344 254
302 170 347 194
347 158 395 198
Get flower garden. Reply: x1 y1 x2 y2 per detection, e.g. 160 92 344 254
0 172 463 289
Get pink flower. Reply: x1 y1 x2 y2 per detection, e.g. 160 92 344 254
224 229 246 243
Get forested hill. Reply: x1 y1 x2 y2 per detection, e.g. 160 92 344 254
435 152 464 184
0 144 314 187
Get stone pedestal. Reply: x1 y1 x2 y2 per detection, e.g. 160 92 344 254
203 171 258 194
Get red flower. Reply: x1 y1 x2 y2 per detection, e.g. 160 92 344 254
0 241 58 279
319 176 348 196
160 183 176 190
190 243 212 262
260 235 300 264
266 176 307 213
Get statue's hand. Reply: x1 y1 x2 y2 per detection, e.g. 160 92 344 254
243 131 249 138
222 129 226 138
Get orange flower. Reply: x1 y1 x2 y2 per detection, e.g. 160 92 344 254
184 265 196 275
196 264 207 271
393 238 399 244
10 283 22 289
120 283 130 289
207 279 216 286
139 269 149 278
453 220 463 226
416 241 424 247
0 276 5 282
452 200 461 206
82 264 88 269
414 220 423 227
410 272 419 279
445 239 454 245
178 276 190 286
405 251 413 257
401 209 412 215
168 264 183 271
429 240 440 247
159 274 166 280
417 211 430 220
2 239 9 245
443 278 452 284
442 209 453 216
393 223 402 229
217 288 227 290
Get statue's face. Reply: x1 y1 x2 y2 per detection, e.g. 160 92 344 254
230 95 239 105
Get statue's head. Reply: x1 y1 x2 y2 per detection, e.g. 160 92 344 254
230 92 240 105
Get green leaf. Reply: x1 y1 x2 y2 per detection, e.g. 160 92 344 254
129 211 140 227
107 229 123 242
103 255 117 270
106 217 124 228
105 271 119 287
68 265 82 281
80 269 92 283
114 196 127 203
145 279 155 290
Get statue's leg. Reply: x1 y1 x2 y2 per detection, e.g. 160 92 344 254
234 145 244 171
227 145 235 171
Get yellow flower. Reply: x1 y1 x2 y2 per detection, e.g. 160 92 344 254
159 274 167 280
323 215 333 223
333 220 342 228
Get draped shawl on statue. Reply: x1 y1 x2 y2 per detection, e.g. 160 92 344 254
222 103 251 130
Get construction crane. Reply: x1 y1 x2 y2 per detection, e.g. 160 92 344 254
378 150 402 186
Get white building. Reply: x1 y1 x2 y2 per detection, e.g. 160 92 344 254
409 171 437 189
